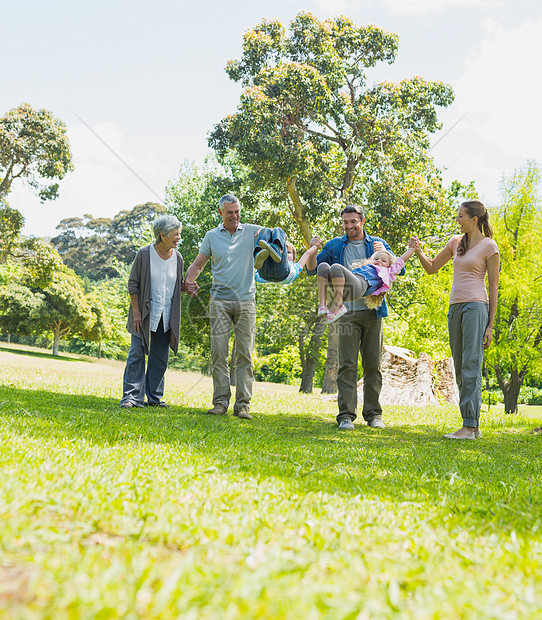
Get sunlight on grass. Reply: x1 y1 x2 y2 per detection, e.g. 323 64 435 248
1 347 541 618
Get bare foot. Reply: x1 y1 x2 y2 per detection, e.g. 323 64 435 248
443 427 476 440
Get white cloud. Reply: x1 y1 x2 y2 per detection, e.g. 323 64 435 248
430 19 542 205
10 122 173 237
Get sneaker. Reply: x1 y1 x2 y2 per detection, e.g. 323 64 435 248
474 429 482 439
367 416 385 429
206 404 228 415
317 305 329 316
325 305 347 323
146 401 170 407
338 417 354 430
258 239 282 262
233 406 252 420
254 249 269 269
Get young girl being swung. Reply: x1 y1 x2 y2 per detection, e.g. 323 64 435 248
317 240 417 323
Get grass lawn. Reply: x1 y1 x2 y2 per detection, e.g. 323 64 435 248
1 343 541 619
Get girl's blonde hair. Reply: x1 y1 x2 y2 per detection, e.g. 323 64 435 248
350 250 396 309
285 241 297 262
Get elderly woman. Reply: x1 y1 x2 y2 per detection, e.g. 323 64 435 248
120 214 194 408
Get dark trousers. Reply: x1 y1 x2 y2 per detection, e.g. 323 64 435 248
255 227 290 282
121 318 171 406
337 309 383 423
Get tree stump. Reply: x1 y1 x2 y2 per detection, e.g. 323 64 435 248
356 345 458 407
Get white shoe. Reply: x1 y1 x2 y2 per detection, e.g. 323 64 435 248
325 305 347 324
338 418 354 430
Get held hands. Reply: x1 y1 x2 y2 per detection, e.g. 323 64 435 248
185 281 199 298
408 236 420 250
309 236 322 249
373 241 384 252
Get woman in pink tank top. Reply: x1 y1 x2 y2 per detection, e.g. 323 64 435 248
411 201 499 439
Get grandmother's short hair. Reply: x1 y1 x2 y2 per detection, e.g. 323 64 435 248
153 214 182 243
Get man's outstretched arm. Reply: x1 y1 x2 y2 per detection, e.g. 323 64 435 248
184 253 210 296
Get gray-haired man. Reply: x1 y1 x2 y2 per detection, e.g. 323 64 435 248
185 194 262 420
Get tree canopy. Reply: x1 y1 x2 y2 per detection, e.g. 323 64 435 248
486 161 542 413
0 103 73 201
209 12 454 247
51 202 167 280
0 200 24 263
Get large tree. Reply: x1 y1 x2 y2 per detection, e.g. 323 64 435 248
0 242 95 355
486 161 542 414
0 103 73 201
209 12 454 391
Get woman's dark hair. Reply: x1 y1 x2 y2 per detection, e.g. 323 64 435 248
457 200 493 256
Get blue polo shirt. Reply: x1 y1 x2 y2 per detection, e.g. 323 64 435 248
199 223 260 300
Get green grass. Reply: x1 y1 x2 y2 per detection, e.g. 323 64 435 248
1 345 541 619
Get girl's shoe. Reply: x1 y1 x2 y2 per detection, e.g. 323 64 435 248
325 305 347 323
317 305 329 316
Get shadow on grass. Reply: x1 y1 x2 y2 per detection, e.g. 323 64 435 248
0 343 86 363
2 384 541 534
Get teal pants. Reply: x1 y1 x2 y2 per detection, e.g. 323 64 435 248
448 302 489 427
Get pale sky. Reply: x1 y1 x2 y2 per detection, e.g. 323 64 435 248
2 0 541 237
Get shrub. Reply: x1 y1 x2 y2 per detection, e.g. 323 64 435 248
518 386 542 405
255 345 302 385
168 343 209 374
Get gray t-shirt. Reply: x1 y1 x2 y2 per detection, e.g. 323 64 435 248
343 239 369 311
199 223 260 300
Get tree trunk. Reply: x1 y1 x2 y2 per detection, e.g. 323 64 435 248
286 177 312 246
299 316 326 393
339 155 361 200
495 366 524 414
6 334 10 343
503 386 520 415
321 321 339 393
98 341 102 359
52 329 61 356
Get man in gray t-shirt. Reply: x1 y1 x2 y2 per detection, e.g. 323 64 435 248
185 194 262 420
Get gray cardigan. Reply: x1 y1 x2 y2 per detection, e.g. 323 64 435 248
126 245 184 355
